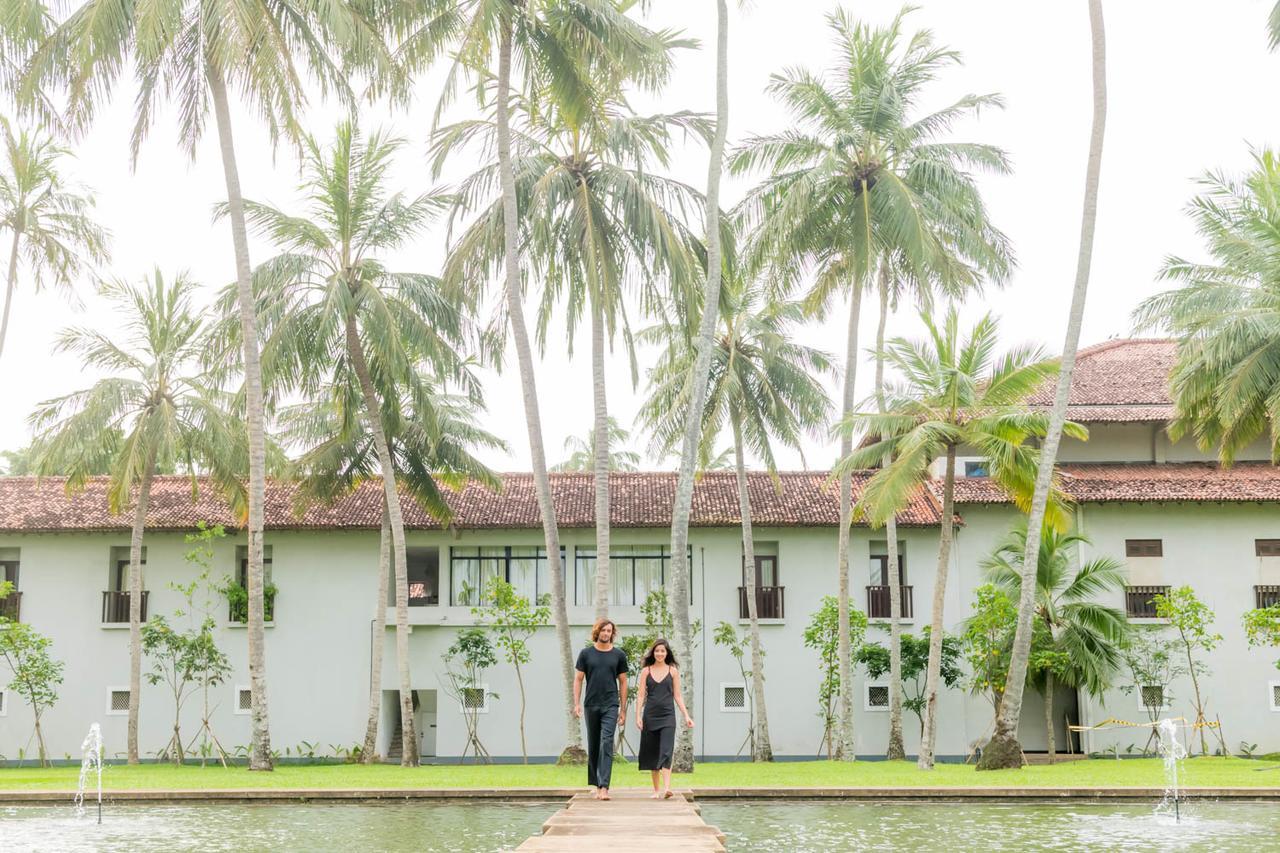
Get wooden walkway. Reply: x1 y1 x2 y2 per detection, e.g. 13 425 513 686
515 790 726 851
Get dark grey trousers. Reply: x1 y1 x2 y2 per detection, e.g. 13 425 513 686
584 704 618 788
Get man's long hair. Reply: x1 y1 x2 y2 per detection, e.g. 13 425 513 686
590 618 618 642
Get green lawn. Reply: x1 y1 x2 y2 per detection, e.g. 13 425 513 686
0 757 1276 791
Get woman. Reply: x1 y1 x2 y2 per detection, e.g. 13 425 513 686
635 638 694 799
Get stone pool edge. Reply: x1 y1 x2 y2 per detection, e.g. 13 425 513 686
2 786 1279 804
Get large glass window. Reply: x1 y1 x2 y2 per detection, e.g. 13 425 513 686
450 546 565 606
236 545 274 587
574 545 693 607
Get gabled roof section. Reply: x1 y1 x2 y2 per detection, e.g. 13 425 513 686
1028 338 1177 423
949 462 1280 505
0 471 943 533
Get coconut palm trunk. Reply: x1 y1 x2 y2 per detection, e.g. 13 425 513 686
835 281 864 762
362 501 391 762
731 412 772 761
125 460 154 765
495 18 581 760
1 228 20 362
208 65 272 772
979 0 1107 771
669 0 730 774
344 316 419 767
918 443 956 770
874 274 906 761
591 297 611 619
1044 670 1055 763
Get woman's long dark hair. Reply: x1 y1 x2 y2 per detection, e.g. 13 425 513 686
642 638 678 669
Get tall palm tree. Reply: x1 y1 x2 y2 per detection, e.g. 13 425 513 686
29 271 244 764
553 418 642 472
0 117 108 361
664 0 732 774
218 121 477 767
643 274 834 761
403 0 676 762
731 6 1012 761
1133 149 1280 464
982 521 1128 762
436 93 703 621
980 0 1108 771
280 383 501 763
839 308 1069 769
20 0 392 772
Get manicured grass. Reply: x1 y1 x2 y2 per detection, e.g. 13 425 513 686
0 757 1277 791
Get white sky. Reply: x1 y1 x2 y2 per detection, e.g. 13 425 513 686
2 1 1279 473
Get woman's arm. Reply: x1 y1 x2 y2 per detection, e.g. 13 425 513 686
672 669 695 728
635 667 648 729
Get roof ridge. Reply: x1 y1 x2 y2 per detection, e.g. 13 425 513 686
1075 337 1174 358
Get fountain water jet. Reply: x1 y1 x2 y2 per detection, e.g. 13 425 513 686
1156 718 1186 822
74 722 103 825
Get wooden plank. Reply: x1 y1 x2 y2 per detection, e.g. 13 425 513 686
516 791 726 852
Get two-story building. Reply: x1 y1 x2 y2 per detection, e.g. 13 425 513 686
0 338 1276 762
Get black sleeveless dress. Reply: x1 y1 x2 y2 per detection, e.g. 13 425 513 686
638 669 677 771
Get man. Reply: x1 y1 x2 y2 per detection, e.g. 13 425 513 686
574 618 628 800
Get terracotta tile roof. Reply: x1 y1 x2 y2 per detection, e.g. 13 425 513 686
949 462 1280 505
0 471 943 533
1028 338 1177 422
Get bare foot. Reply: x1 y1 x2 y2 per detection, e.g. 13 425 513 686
663 789 673 800
600 789 611 801
591 788 600 799
649 791 660 799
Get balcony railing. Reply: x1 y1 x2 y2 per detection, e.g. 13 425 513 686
738 586 784 620
0 591 20 622
102 590 149 624
866 585 913 620
1125 585 1168 619
1256 585 1280 610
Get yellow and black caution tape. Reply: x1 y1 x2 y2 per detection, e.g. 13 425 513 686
1068 716 1220 732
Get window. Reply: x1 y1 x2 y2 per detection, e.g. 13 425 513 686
236 546 274 587
962 460 989 478
868 541 907 586
0 547 19 589
407 548 440 606
1257 540 1280 557
0 689 6 716
109 546 147 591
1138 685 1166 710
1270 682 1280 713
234 686 252 715
1126 539 1163 558
719 683 747 713
865 684 890 712
575 546 693 607
450 546 564 606
459 686 490 713
106 688 131 716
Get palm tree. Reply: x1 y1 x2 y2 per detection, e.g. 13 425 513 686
20 0 392 772
665 0 731 775
28 271 243 764
982 521 1129 762
1132 149 1280 464
437 93 703 621
731 6 1012 761
643 275 834 761
0 117 108 361
406 0 676 763
220 121 477 767
280 383 501 763
553 418 642 472
980 0 1108 771
839 308 1068 769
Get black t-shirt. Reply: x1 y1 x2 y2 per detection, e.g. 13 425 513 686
576 645 628 708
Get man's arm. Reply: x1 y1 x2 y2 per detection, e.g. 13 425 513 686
616 672 628 725
573 670 585 718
